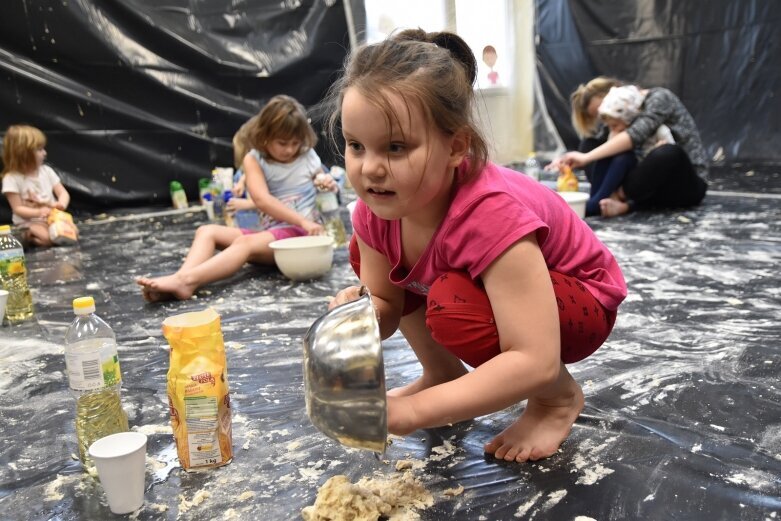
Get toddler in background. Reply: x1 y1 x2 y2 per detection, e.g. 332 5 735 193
1 124 78 247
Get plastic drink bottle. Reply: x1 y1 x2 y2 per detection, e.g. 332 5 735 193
524 152 541 181
202 192 216 220
0 225 33 322
198 178 212 202
316 189 347 247
222 189 235 227
170 181 188 209
64 297 128 467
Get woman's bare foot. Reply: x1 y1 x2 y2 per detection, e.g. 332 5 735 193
387 365 468 397
484 379 584 462
599 197 630 217
136 273 197 302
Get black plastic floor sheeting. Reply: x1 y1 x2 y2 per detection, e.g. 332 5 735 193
1 184 780 520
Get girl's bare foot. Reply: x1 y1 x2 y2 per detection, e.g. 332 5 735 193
136 273 197 302
599 197 630 217
483 380 584 462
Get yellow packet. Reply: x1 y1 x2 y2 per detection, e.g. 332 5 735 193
557 165 579 192
162 308 233 471
47 208 78 245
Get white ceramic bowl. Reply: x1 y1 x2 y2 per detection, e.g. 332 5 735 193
269 235 335 281
557 191 589 218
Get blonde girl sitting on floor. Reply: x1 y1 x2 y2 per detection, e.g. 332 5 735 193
1 124 78 247
137 95 335 301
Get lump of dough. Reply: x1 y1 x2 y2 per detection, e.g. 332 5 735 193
301 472 433 521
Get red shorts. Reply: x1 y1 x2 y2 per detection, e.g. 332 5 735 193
348 236 616 368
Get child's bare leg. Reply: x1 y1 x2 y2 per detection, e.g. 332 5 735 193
484 362 584 462
179 224 243 271
26 223 52 247
388 307 468 397
137 231 274 301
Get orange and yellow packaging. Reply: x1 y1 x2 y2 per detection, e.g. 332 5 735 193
162 308 233 471
557 165 579 192
47 208 78 245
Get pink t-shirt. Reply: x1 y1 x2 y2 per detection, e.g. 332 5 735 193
352 161 627 310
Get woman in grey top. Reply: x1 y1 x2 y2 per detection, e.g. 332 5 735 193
553 79 708 217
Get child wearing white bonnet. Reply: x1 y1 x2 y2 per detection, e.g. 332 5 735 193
599 85 675 157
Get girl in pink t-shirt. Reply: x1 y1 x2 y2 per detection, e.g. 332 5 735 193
325 30 627 463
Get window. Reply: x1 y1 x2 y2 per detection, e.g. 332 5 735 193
363 0 513 90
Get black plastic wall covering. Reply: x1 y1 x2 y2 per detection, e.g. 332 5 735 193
535 0 781 166
0 0 360 214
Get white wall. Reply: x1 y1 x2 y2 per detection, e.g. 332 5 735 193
474 0 535 166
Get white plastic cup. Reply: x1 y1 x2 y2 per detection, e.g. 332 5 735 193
0 289 8 321
88 432 147 514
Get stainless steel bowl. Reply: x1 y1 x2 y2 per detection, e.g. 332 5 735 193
302 287 387 453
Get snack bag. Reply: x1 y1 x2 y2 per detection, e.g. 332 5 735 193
162 308 233 471
556 165 579 192
48 208 78 245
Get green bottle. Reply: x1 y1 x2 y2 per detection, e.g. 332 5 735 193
170 181 188 209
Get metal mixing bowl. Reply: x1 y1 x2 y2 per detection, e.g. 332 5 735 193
302 287 387 453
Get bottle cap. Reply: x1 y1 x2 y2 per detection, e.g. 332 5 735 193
73 296 96 315
198 178 211 189
223 190 233 202
170 181 183 191
0 225 10 234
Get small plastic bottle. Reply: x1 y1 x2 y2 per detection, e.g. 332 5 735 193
0 225 34 322
202 192 216 220
64 296 128 467
222 189 235 227
524 152 541 181
198 178 212 203
316 189 347 247
170 181 189 209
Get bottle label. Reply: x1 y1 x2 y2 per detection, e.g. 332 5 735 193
65 339 122 391
0 249 24 260
171 190 188 209
0 249 25 275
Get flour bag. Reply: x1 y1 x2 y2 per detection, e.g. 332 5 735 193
162 308 233 471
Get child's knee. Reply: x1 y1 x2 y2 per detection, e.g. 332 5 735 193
195 223 218 237
425 271 499 367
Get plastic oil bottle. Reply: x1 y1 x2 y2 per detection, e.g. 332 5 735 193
64 297 128 467
0 225 34 322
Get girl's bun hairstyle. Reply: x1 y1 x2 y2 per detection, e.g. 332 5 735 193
323 29 489 182
394 29 478 87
